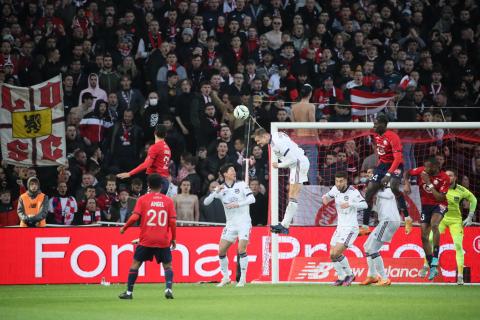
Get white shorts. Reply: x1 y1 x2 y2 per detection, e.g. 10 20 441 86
369 220 401 243
289 158 310 184
221 223 252 243
330 226 359 248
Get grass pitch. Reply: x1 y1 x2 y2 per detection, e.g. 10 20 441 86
1 283 479 320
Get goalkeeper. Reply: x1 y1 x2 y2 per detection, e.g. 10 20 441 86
422 170 477 285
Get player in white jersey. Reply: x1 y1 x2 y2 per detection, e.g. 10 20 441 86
203 163 255 287
254 128 310 234
360 185 401 286
322 172 368 286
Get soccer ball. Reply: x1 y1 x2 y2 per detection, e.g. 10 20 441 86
233 105 250 120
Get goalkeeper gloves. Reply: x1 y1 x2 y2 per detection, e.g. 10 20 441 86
463 213 475 227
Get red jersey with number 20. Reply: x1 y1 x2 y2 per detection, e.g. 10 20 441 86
128 140 171 177
408 166 450 206
373 130 403 164
133 192 176 247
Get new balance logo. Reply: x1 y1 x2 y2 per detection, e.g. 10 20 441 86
294 262 333 280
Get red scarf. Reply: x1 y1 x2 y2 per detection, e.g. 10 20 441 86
233 48 242 61
122 122 132 143
167 64 177 72
83 209 101 224
148 31 162 49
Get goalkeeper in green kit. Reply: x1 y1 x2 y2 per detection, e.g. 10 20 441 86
421 170 477 284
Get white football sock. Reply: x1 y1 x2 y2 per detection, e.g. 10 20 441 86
338 255 353 276
373 256 387 279
219 256 229 279
333 261 346 280
367 256 376 277
239 253 248 281
281 200 298 228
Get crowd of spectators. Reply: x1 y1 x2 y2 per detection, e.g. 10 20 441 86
0 0 479 227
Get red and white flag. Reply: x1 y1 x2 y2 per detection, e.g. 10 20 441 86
398 75 417 90
350 89 396 116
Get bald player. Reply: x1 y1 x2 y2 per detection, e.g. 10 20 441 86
291 84 318 185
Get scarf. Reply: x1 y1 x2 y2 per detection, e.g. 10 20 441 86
51 196 76 225
121 122 132 144
83 209 101 224
167 64 177 72
148 31 162 50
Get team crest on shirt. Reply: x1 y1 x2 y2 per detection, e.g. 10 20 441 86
383 140 388 145
234 188 240 194
454 196 460 202
344 196 349 201
433 180 439 185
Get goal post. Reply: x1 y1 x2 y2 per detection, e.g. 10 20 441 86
269 121 480 284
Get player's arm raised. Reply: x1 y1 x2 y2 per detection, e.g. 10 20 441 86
225 183 255 209
403 166 423 194
203 185 224 206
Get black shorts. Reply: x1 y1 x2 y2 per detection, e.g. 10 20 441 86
421 205 448 224
371 163 404 183
133 245 172 264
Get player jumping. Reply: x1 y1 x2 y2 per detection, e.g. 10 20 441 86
254 128 310 234
362 114 412 235
421 169 477 284
203 163 255 287
117 124 171 194
404 157 450 281
361 185 401 286
118 174 177 299
322 171 368 286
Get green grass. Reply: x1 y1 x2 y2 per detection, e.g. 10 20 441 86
1 283 479 320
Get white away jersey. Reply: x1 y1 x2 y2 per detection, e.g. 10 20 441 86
216 181 253 225
326 185 367 227
271 132 308 168
374 188 401 222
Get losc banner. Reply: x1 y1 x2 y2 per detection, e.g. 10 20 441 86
0 227 480 284
0 75 67 166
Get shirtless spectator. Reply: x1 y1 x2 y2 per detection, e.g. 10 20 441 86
291 84 318 185
173 179 199 225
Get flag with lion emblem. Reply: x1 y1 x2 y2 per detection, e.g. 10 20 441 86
0 75 67 166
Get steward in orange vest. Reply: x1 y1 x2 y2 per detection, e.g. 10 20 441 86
17 177 48 227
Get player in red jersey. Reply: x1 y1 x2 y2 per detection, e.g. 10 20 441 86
118 174 177 300
404 157 450 280
117 124 171 194
362 114 413 235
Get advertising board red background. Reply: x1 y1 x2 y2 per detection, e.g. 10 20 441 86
1 227 479 284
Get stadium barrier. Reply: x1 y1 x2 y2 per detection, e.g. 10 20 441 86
1 226 479 284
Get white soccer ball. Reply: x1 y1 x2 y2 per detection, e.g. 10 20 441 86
233 105 250 120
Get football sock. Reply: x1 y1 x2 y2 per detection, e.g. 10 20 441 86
426 254 433 267
362 207 371 226
219 255 229 279
165 267 173 290
396 193 409 217
331 256 346 280
433 246 440 259
239 252 248 281
371 253 387 279
366 255 376 277
127 268 138 292
452 233 464 275
337 255 353 276
281 199 298 228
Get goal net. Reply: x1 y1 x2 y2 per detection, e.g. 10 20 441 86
268 122 480 283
